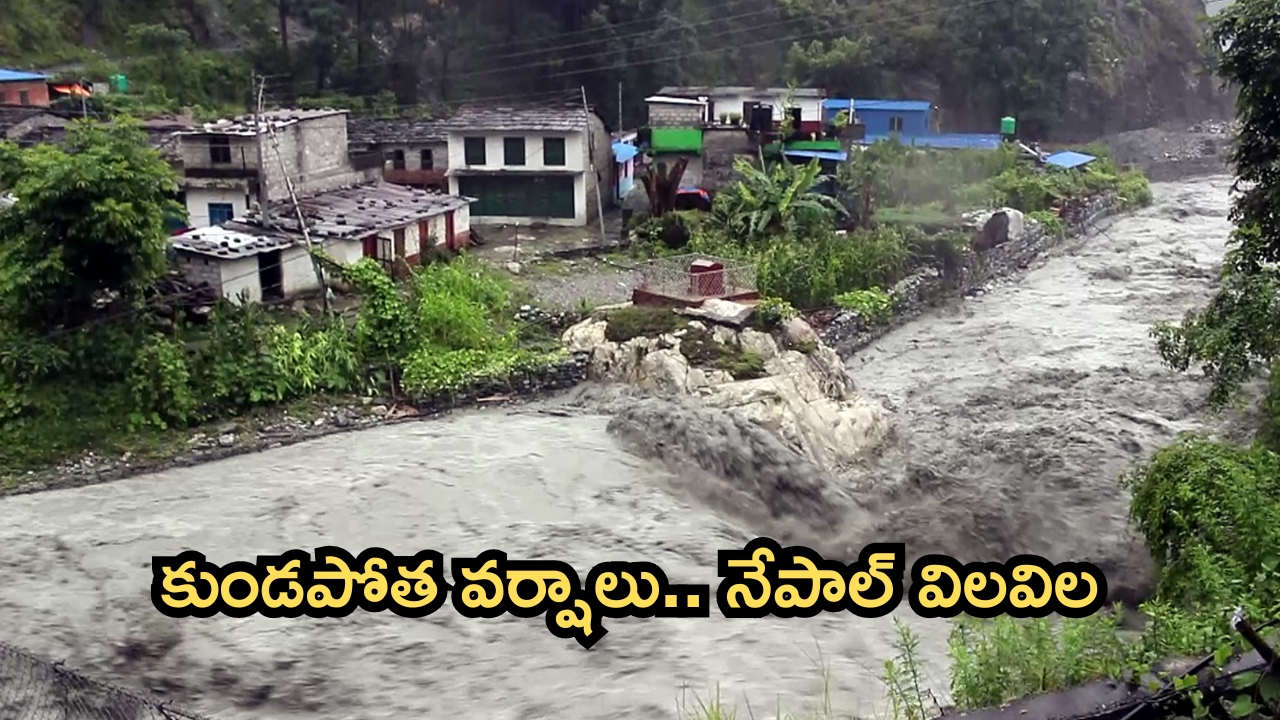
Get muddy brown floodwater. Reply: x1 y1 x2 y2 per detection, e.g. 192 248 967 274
0 175 1235 720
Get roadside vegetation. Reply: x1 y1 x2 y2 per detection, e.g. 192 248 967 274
0 119 564 480
677 0 1280 716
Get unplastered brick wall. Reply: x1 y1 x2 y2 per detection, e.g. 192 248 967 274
648 104 703 128
264 114 355 200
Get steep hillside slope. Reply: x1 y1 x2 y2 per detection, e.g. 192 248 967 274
0 0 1232 139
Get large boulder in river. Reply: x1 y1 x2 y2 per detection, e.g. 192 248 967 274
560 307 896 469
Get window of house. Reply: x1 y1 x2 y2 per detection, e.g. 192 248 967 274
392 150 406 171
464 137 486 165
543 137 566 166
889 116 904 133
378 236 393 261
209 136 232 164
503 137 526 166
18 90 29 106
420 148 434 170
208 203 235 225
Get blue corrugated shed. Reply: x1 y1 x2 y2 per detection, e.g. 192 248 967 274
612 142 639 163
1045 151 1096 169
825 98 934 136
0 69 48 82
783 149 849 162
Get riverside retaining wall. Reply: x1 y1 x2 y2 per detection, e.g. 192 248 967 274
817 194 1120 355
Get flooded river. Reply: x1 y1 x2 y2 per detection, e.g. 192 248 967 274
0 175 1235 719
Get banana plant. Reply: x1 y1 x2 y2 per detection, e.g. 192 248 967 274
712 156 847 246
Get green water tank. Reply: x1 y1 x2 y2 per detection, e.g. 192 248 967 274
109 74 128 93
1000 116 1017 136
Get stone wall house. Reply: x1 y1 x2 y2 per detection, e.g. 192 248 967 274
347 116 450 193
170 182 474 304
173 109 384 229
444 103 613 227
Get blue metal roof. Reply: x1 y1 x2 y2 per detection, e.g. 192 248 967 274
823 98 933 113
1045 151 1097 169
0 69 48 82
859 133 1003 150
612 141 639 163
783 149 849 162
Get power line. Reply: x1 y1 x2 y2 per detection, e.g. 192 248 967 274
260 0 1004 94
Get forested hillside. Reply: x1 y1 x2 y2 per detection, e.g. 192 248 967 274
0 0 1231 139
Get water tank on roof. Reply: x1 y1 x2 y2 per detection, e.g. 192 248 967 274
1001 116 1017 136
109 74 128 93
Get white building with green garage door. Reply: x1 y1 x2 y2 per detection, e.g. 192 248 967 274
444 103 613 227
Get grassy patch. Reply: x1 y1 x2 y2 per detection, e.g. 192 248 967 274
874 204 967 231
602 306 690 343
677 326 768 379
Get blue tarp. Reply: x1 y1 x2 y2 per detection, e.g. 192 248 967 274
783 149 849 162
857 133 1002 150
612 142 639 163
1045 150 1097 169
0 68 47 82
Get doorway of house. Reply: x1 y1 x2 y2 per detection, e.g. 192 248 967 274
259 250 284 301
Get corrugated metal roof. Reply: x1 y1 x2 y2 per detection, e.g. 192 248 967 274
179 109 346 137
170 225 294 260
859 133 1002 150
824 99 933 113
783 149 849 162
237 182 473 239
443 103 590 132
347 116 450 145
659 86 825 99
1045 150 1097 169
612 142 639 163
0 69 48 82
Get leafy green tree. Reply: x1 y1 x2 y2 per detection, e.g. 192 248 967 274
0 119 182 332
1153 0 1280 406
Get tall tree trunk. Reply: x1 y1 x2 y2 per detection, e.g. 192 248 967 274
277 0 293 98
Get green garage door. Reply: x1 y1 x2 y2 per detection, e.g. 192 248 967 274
458 175 576 220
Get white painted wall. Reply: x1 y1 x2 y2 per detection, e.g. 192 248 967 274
446 131 586 172
280 245 322 297
220 256 262 305
185 186 249 228
704 92 824 123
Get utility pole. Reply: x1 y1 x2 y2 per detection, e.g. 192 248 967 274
266 118 331 316
582 86 608 247
254 75 271 224
618 82 623 133
256 73 330 315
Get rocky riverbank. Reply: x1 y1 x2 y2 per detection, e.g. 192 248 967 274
816 194 1120 355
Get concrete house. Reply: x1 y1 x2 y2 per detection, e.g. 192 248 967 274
173 109 383 229
656 86 827 129
444 104 612 227
347 116 449 192
0 69 51 107
170 182 474 304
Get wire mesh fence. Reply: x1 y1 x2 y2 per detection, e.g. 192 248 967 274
0 641 211 720
635 253 758 301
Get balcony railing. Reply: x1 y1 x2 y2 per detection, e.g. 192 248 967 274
384 168 448 188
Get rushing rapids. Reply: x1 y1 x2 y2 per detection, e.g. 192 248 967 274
0 175 1236 719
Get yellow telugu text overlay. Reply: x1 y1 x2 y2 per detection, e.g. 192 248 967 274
449 550 711 650
906 554 1108 619
715 538 907 619
150 547 449 620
